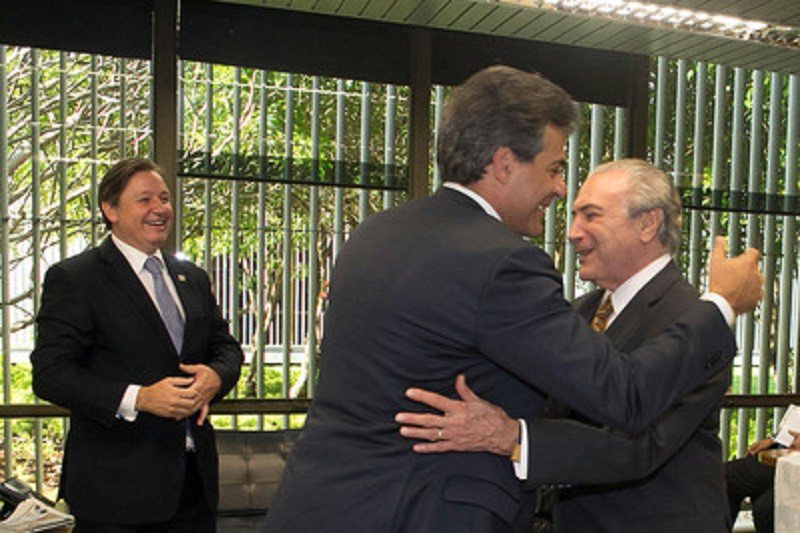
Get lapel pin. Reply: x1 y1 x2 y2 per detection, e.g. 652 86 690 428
177 274 186 282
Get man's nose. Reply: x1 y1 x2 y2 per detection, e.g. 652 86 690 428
568 219 581 243
554 176 567 199
150 199 168 211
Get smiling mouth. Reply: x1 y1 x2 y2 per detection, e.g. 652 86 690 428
575 248 593 262
144 219 168 228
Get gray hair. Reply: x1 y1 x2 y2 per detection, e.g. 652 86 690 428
591 158 682 254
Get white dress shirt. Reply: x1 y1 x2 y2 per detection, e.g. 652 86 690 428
603 254 672 329
112 234 185 421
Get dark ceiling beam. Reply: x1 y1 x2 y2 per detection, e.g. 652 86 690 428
626 55 651 159
178 1 641 107
1 1 645 108
0 0 152 59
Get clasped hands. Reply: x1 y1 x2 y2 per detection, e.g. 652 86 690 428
395 374 519 457
135 363 221 425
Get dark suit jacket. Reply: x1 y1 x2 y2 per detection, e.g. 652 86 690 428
527 262 730 532
30 237 242 525
263 188 734 532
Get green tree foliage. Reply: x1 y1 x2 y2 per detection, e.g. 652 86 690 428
177 64 410 397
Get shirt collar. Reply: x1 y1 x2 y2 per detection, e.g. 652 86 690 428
605 254 672 316
111 234 165 274
443 182 502 222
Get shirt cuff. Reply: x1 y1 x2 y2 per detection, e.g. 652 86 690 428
513 419 529 480
701 292 735 327
117 384 141 422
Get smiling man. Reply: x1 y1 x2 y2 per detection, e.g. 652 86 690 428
551 159 731 531
31 158 242 532
264 66 762 532
398 159 734 531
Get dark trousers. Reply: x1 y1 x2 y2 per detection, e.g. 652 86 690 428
74 454 214 533
725 455 774 533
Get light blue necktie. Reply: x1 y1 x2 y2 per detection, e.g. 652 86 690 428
144 256 184 354
144 256 194 449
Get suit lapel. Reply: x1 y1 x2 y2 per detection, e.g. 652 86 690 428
98 237 179 358
605 261 683 350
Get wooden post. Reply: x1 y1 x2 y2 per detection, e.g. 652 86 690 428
152 0 178 252
626 55 650 160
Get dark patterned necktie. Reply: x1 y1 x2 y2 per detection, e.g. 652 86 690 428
143 256 184 354
590 296 614 333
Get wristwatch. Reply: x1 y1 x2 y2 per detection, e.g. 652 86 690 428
509 443 521 462
509 420 522 462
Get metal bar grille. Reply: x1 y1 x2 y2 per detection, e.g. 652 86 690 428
2 48 799 497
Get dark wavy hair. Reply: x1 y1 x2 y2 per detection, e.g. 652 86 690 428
98 158 163 229
437 65 577 185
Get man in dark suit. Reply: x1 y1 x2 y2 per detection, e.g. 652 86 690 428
399 159 732 531
30 158 242 531
263 66 761 532
542 159 730 531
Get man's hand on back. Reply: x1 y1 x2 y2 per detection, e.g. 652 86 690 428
395 374 519 457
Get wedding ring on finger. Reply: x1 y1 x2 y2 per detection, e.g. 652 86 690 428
437 428 444 441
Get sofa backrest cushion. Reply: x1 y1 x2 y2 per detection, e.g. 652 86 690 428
216 429 302 515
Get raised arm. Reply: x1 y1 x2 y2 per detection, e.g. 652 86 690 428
477 239 758 433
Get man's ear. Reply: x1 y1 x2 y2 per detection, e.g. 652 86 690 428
489 147 515 185
638 208 662 243
100 202 117 226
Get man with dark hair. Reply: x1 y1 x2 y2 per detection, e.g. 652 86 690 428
264 66 761 532
96 158 162 229
31 157 242 531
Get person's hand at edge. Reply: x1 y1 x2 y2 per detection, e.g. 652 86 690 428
708 236 763 315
